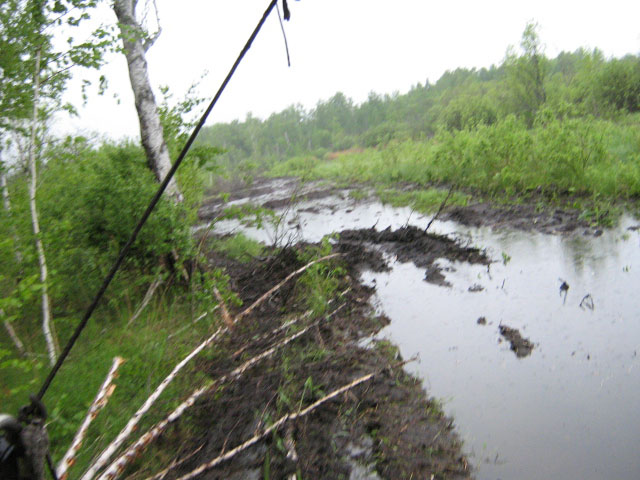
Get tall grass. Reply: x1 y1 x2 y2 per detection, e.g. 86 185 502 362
271 113 640 203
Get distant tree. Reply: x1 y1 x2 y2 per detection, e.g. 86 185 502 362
505 22 548 126
594 56 640 113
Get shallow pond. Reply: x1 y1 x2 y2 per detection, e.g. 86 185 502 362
210 185 640 480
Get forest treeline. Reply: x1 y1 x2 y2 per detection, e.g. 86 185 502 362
199 25 640 204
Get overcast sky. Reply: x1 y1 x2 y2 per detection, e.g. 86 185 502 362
61 0 640 140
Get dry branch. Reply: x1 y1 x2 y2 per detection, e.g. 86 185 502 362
128 275 163 326
236 253 341 321
2 313 27 357
96 304 345 480
424 184 455 233
213 286 233 328
172 372 376 480
81 328 225 480
57 357 125 480
167 309 216 340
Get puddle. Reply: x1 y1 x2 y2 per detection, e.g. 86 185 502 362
206 181 640 480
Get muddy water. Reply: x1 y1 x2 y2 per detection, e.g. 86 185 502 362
210 187 640 480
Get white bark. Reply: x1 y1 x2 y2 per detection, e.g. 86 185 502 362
93 304 346 480
112 0 182 202
172 372 377 480
81 327 225 480
57 357 125 480
28 49 58 366
127 275 163 326
2 310 27 357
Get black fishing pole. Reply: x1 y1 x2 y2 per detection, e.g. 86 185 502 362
2 2 294 479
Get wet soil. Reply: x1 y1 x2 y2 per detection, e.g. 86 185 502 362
443 202 592 235
337 225 490 287
499 325 535 358
199 176 602 235
140 243 471 480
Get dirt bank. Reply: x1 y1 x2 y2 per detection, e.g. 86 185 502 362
198 177 604 235
135 244 471 479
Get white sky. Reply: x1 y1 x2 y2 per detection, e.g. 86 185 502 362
62 0 640 140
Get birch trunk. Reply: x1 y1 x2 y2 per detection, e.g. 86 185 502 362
112 0 182 202
28 49 58 366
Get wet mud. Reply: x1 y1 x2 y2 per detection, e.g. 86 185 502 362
200 176 603 235
498 325 535 358
338 225 490 286
145 244 471 480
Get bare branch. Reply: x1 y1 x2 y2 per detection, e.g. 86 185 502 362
57 357 125 480
236 253 341 321
80 327 225 480
3 316 27 357
172 372 377 480
94 304 345 480
127 275 163 326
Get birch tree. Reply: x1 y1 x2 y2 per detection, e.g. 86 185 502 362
0 0 115 363
112 0 183 202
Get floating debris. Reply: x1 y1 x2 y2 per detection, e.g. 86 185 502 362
499 325 534 358
579 294 595 310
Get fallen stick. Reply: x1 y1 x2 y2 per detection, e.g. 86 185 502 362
57 357 125 480
424 184 455 233
232 287 351 358
81 327 225 480
2 312 27 357
96 304 345 480
167 309 216 340
128 275 163 326
213 286 234 328
236 253 341 321
172 372 377 480
142 444 204 480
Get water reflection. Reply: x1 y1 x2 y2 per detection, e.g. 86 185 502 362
210 188 640 480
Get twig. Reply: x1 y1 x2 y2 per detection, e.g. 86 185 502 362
167 309 217 340
173 372 377 480
236 253 341 321
81 328 225 480
95 304 345 480
143 444 204 480
424 184 455 233
213 286 233 328
2 314 27 357
57 357 125 480
127 275 163 326
284 425 298 480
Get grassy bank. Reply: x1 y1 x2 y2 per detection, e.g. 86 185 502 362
269 113 640 223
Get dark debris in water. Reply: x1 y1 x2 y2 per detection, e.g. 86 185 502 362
499 325 535 358
338 225 490 286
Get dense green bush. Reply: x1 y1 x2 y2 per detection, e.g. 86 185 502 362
1 138 200 311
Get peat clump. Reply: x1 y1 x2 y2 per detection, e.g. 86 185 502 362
499 325 535 358
338 225 489 286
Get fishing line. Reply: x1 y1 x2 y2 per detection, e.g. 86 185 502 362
35 0 282 402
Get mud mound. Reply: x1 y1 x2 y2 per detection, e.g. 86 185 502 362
445 202 589 234
499 325 535 358
338 225 489 286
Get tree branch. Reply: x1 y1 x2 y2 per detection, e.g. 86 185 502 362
57 357 125 480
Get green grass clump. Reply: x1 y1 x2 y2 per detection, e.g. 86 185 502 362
209 233 265 262
376 187 469 213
